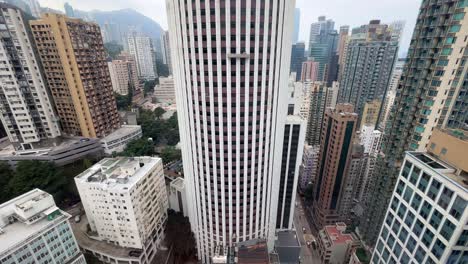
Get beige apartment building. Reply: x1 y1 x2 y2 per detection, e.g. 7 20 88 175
30 13 120 138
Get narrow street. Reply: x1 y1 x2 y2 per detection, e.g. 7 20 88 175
294 196 321 264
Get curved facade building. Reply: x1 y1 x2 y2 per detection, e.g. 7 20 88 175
166 0 295 261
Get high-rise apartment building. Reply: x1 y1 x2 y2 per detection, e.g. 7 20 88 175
299 144 319 191
0 4 61 150
166 0 295 261
337 25 349 79
109 52 141 95
75 157 168 264
0 189 86 264
312 104 358 228
360 1 468 246
127 31 156 80
371 129 467 264
30 13 120 138
161 31 172 75
24 0 41 18
338 20 399 126
290 42 306 81
304 82 336 146
64 2 75 17
388 58 405 93
301 60 319 82
293 8 300 43
308 16 339 85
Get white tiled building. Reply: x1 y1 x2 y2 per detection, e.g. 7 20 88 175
74 157 168 264
371 151 468 264
127 32 156 80
0 189 86 264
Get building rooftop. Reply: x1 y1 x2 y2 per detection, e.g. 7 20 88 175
322 222 355 246
101 125 142 142
170 177 185 190
407 152 467 190
75 157 162 191
0 189 69 255
236 239 269 264
275 230 301 248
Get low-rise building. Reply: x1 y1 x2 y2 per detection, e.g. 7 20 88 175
299 144 319 191
274 230 301 264
154 76 175 103
168 177 187 217
317 222 359 264
0 189 86 264
100 125 142 154
74 157 168 264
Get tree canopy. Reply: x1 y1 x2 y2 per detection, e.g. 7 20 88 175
104 41 123 59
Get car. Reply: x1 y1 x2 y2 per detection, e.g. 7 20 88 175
74 215 81 223
306 241 311 247
302 227 306 232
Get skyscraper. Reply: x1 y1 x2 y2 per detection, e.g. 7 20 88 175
30 13 120 138
301 60 319 82
338 20 399 127
127 31 156 80
312 104 358 228
308 16 339 85
293 8 300 43
166 0 295 262
359 1 468 246
371 129 467 264
337 25 349 79
64 2 75 17
108 55 139 96
161 31 173 75
0 4 61 150
290 42 306 81
24 0 41 18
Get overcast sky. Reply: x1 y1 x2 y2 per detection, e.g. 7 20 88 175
38 0 421 56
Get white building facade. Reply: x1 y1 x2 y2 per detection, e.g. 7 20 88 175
0 4 61 150
167 0 295 261
100 125 142 154
127 32 156 80
75 157 168 263
0 189 86 264
371 152 468 264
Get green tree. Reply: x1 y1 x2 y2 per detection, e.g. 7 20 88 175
156 59 169 77
160 146 181 164
154 107 166 120
144 79 156 96
104 41 123 59
122 138 155 157
0 161 14 202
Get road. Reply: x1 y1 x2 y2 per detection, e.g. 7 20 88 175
294 196 321 264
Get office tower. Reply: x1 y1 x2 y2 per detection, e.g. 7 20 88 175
154 76 175 103
338 20 399 127
0 189 86 264
360 1 468 246
299 144 319 191
161 31 172 75
75 157 168 263
304 82 335 146
337 25 349 79
371 129 467 264
64 2 75 17
166 0 295 261
317 222 359 264
301 60 319 82
0 4 61 150
25 0 41 18
360 99 382 129
277 77 306 230
312 104 358 228
30 14 120 138
127 31 156 80
308 16 339 85
290 42 306 81
293 8 300 43
109 52 141 95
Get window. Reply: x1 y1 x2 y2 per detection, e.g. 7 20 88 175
422 228 434 247
450 196 467 220
405 211 415 228
427 180 441 200
376 239 384 253
381 226 389 240
447 250 461 264
391 197 399 212
410 167 420 185
413 219 424 237
393 242 402 258
398 204 407 219
396 180 405 195
440 219 456 241
449 25 461 33
431 239 446 259
403 187 413 203
438 187 453 209
414 246 425 263
453 13 465 21
418 173 430 192
441 48 452 56
429 209 443 230
419 201 432 219
401 161 412 178
398 228 408 244
456 230 467 246
387 234 396 249
400 252 410 264
411 193 422 211
392 219 401 235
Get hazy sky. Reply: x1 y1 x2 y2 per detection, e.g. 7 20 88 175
38 0 421 56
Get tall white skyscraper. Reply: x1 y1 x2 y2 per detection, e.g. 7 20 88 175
127 32 156 80
166 0 295 262
0 4 61 150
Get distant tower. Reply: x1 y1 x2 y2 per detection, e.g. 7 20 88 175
290 42 306 81
64 2 75 17
127 31 156 80
167 0 296 262
293 8 300 43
